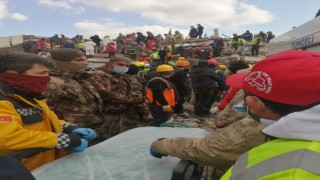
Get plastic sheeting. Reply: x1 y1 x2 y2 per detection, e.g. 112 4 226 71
32 127 210 180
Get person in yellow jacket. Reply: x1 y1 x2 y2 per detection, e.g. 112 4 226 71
0 52 96 171
228 33 246 55
221 50 320 179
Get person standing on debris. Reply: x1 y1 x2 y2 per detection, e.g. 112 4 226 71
197 24 204 39
190 60 226 117
251 34 262 56
170 58 191 116
83 39 96 57
90 35 102 53
241 30 253 42
222 50 320 179
228 33 246 56
0 52 94 171
146 64 178 126
46 48 109 142
189 26 198 38
146 31 155 49
89 56 145 136
266 31 275 43
210 35 225 57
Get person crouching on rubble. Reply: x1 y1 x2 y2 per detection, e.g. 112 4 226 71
0 52 95 171
146 64 179 127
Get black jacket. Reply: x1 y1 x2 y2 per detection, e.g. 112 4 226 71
190 66 226 90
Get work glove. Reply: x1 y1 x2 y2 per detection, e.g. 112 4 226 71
150 148 166 158
162 105 172 113
72 128 97 140
71 138 88 152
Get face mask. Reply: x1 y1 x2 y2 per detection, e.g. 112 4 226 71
247 108 261 122
112 66 129 74
260 118 275 126
0 73 50 93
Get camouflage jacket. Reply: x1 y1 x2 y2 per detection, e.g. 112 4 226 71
89 63 136 113
215 89 247 126
46 71 104 129
151 117 266 168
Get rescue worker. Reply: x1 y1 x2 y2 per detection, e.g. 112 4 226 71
190 60 226 117
173 30 183 44
83 39 96 57
251 34 262 56
46 48 108 141
222 50 320 179
210 35 225 57
228 33 246 56
197 24 204 39
146 31 154 49
170 58 191 116
205 59 226 113
189 26 198 38
0 52 95 171
149 47 160 66
89 56 145 136
146 64 178 126
150 115 266 179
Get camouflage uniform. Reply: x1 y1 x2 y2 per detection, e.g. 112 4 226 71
151 116 266 169
89 63 146 135
214 89 247 126
46 71 109 140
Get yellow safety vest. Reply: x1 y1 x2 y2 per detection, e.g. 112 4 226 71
221 139 320 179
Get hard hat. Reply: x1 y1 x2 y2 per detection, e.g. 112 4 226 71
207 59 218 65
178 57 186 61
218 64 227 70
135 62 145 67
156 64 174 72
176 60 190 67
167 45 172 49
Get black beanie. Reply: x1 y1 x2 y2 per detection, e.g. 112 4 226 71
50 48 85 61
127 64 140 75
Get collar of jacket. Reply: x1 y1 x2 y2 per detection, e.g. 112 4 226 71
0 81 45 101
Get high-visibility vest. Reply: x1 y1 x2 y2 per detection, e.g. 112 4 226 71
221 139 320 180
146 77 175 106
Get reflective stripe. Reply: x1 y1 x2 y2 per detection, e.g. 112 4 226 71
230 149 320 180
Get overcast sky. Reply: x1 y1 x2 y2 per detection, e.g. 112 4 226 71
0 0 319 39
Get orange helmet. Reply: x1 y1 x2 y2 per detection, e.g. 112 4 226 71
207 59 218 65
176 60 190 67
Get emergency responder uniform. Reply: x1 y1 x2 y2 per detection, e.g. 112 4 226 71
146 65 178 126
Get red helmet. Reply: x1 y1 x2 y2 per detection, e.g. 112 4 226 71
208 59 218 65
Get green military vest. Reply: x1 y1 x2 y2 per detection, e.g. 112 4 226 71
221 139 320 179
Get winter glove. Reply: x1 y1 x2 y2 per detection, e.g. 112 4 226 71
71 138 88 152
72 128 97 140
162 105 172 113
150 148 166 158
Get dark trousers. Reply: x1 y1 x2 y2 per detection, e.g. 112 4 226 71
204 89 220 114
213 48 222 57
194 88 214 116
149 104 171 127
174 94 185 114
251 45 260 56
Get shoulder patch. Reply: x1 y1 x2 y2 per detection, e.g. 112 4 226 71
0 116 12 122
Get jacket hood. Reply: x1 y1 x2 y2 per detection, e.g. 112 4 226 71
262 104 320 141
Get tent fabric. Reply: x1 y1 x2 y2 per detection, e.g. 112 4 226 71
32 127 210 180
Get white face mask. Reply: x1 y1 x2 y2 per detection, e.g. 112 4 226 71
260 119 276 126
112 66 129 74
232 101 247 114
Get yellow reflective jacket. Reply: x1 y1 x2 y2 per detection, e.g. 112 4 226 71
0 84 68 171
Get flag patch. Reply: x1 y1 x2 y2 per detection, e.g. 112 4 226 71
0 116 12 122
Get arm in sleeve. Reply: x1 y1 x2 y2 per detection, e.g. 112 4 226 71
209 72 227 91
218 87 240 110
0 101 81 153
151 117 266 168
148 80 168 105
89 72 132 103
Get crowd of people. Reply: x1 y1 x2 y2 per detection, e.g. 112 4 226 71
5 26 315 180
